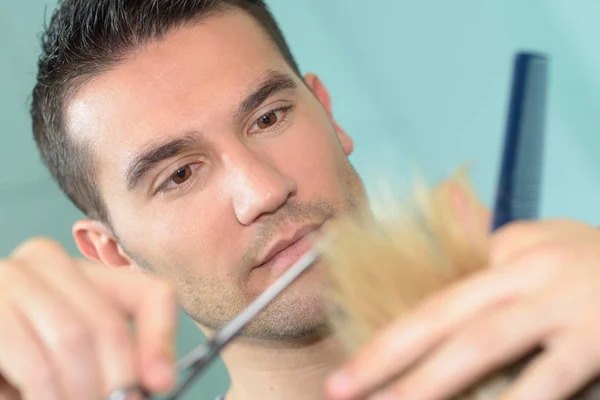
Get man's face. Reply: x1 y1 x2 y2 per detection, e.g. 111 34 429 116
67 10 366 339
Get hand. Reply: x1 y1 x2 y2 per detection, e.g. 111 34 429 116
0 238 178 400
324 218 600 400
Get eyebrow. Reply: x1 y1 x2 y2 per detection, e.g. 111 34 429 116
124 71 298 192
125 133 200 191
235 70 298 121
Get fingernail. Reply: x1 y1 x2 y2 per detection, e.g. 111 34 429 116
326 371 353 396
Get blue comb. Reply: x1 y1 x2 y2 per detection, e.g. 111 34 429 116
491 52 549 231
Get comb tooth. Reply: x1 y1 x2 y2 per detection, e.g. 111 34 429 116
492 52 549 230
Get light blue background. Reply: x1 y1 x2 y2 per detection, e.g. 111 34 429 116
1 1 598 398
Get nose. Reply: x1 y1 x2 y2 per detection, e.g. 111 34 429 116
224 145 297 225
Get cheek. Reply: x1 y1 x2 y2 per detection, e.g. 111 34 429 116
153 202 232 262
274 118 348 195
113 196 234 278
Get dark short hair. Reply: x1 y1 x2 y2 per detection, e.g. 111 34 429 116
31 0 301 224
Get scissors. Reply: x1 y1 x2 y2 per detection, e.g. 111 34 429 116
120 247 324 400
109 50 549 400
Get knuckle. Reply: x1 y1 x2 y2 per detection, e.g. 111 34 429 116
96 313 131 350
56 318 94 353
10 238 73 270
519 242 576 274
490 221 577 274
17 237 65 255
27 363 57 393
458 313 521 360
547 355 583 388
535 242 576 262
461 327 498 357
491 220 539 247
0 260 26 290
0 260 16 280
13 353 56 393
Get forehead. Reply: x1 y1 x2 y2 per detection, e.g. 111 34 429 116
64 9 293 177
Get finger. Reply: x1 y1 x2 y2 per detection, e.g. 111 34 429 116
85 267 178 393
433 168 491 240
500 340 600 400
370 297 553 400
11 240 135 397
489 221 558 266
13 240 177 393
3 262 106 400
325 253 552 399
0 298 64 400
77 259 178 388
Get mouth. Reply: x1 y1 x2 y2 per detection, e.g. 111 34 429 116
253 222 324 272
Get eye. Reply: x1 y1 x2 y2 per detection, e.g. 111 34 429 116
257 111 279 129
249 105 292 134
157 163 202 194
171 165 193 185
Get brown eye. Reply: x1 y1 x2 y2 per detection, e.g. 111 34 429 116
171 165 192 185
257 111 278 129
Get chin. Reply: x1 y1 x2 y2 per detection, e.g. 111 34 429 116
239 265 330 341
182 260 331 343
240 301 329 341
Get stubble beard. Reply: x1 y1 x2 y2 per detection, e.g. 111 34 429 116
191 162 367 341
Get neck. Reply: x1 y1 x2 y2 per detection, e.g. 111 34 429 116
205 326 346 400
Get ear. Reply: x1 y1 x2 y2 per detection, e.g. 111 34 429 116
73 219 138 270
304 73 354 156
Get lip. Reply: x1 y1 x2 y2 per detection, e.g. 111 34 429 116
254 223 323 270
